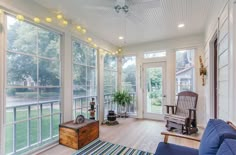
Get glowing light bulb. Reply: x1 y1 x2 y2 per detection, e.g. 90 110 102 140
82 28 87 34
93 44 97 48
62 20 68 25
34 17 40 23
76 25 81 31
87 37 92 42
45 17 52 23
16 15 24 21
57 14 63 20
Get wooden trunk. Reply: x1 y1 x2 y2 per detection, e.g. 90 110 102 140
59 119 99 150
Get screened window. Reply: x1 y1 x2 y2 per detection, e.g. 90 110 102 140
104 55 117 117
121 56 137 114
176 49 195 94
72 40 97 119
6 15 61 154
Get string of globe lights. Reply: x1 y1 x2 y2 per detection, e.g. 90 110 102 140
0 8 122 56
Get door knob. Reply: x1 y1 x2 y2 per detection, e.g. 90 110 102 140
163 95 166 97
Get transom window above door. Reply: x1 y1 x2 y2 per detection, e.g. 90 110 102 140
144 51 166 59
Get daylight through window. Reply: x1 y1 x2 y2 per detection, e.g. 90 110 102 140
6 15 61 154
176 49 195 94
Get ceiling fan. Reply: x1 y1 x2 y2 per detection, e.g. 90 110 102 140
83 0 160 23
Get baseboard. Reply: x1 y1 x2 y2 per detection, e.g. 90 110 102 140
25 140 59 155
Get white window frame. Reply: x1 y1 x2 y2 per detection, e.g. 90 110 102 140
4 13 63 155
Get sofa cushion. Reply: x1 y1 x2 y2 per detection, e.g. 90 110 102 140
216 139 236 155
154 142 198 155
199 119 236 155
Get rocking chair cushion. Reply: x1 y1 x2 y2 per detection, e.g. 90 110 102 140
199 119 236 155
165 114 187 124
155 142 198 155
216 139 236 155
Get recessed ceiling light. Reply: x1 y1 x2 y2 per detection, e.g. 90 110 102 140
119 36 124 40
178 24 185 28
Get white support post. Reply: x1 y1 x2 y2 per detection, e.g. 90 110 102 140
0 12 5 155
229 0 236 123
98 52 105 124
117 56 122 90
62 31 73 122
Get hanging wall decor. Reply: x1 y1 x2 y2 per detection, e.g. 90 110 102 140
199 56 207 86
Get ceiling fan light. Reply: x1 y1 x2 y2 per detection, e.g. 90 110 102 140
114 5 122 13
122 5 129 13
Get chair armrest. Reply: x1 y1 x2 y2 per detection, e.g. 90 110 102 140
161 131 201 143
164 105 176 107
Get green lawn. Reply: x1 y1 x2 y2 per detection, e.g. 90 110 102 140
5 109 60 154
151 104 163 114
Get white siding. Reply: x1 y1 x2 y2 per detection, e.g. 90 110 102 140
203 0 230 125
217 3 229 121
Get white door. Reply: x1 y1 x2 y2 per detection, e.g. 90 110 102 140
143 62 166 120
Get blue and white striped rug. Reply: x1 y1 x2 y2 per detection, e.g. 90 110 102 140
73 139 153 155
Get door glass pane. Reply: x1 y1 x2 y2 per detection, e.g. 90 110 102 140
146 67 163 114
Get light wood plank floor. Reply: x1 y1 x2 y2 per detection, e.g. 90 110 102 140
37 118 203 155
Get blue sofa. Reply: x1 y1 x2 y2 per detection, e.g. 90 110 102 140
155 119 236 155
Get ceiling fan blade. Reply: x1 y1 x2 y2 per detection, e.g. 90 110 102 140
126 12 144 25
82 6 112 11
128 0 160 9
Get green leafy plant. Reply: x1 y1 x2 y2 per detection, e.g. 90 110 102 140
113 90 132 107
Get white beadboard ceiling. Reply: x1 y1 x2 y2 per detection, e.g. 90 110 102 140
33 0 226 47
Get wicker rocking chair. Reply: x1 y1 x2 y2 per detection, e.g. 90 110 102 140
164 91 198 135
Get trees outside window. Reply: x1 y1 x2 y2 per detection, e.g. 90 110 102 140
6 15 61 154
72 40 97 119
121 56 137 113
104 55 117 117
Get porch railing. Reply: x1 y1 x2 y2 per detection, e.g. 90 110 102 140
104 92 136 118
73 96 99 120
5 93 135 154
5 100 61 155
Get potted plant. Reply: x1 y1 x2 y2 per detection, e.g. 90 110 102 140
113 90 132 117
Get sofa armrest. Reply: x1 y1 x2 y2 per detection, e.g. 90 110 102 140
161 132 201 143
227 121 236 130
